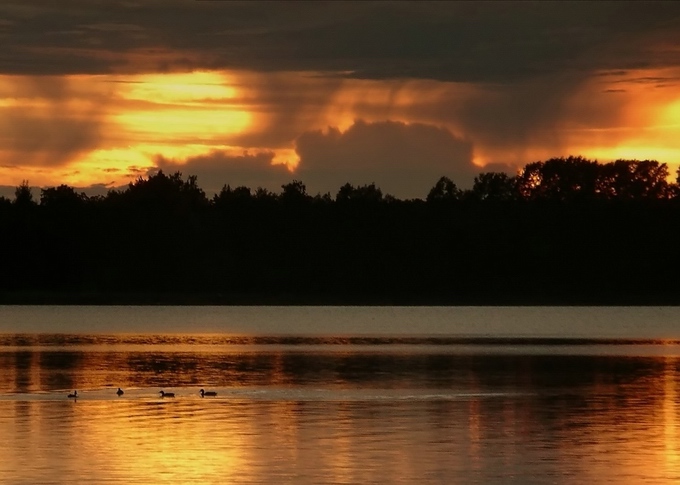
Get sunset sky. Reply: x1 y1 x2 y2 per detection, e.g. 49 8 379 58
2 1 680 199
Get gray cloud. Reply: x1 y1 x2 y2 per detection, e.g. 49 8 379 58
0 110 104 166
154 150 292 196
0 185 21 200
0 75 113 166
228 71 346 149
1 2 679 82
335 71 634 169
295 120 474 199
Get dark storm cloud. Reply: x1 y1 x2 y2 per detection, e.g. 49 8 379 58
295 120 475 199
153 150 291 195
2 1 680 82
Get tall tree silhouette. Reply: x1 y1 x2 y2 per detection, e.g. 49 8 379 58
280 180 310 206
213 185 253 209
516 156 600 201
426 176 461 203
471 172 517 201
13 180 36 209
118 170 208 212
0 196 11 211
336 183 384 205
40 185 87 210
598 159 670 199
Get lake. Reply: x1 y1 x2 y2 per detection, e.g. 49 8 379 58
1 306 680 484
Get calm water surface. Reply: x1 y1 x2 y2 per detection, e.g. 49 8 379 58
1 306 680 484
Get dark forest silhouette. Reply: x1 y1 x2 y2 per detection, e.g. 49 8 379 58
2 156 679 304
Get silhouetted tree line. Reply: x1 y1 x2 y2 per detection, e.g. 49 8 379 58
2 156 680 304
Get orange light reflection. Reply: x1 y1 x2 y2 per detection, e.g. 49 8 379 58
663 355 680 474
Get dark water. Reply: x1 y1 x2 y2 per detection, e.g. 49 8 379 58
2 306 680 484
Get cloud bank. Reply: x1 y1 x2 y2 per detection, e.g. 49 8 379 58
295 120 474 198
2 2 680 82
154 150 291 195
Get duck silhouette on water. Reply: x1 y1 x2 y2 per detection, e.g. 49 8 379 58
200 389 217 397
159 390 175 398
67 390 78 399
116 388 124 396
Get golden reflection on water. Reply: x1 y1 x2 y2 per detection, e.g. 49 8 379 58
5 343 680 483
539 355 680 485
3 399 251 484
82 402 242 483
467 398 481 472
663 356 679 475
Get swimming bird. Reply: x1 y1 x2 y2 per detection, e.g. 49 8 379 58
200 389 217 397
116 388 124 396
159 390 175 398
67 390 78 398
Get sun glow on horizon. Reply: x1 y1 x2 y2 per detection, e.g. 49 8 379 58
471 68 680 173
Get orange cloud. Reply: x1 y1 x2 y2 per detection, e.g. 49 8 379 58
0 70 260 189
0 74 114 170
553 68 680 172
1 65 680 197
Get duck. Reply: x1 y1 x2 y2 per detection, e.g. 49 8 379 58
116 388 124 396
159 390 175 398
200 389 217 397
67 390 78 398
